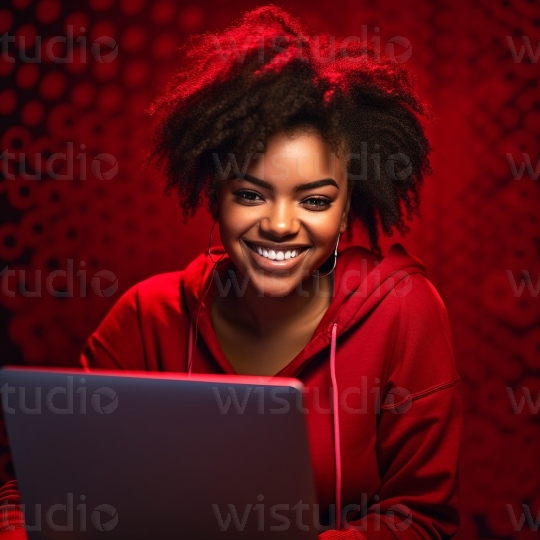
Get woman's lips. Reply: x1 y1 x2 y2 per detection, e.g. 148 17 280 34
242 240 310 273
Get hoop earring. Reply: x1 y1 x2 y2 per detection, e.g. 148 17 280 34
314 233 340 277
207 219 225 265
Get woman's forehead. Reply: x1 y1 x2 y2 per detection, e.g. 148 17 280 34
245 132 346 184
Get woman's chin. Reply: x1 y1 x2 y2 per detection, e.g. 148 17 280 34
248 275 302 298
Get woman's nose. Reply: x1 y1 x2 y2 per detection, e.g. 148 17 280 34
259 199 300 237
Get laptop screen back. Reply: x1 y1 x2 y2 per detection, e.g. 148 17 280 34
0 367 320 540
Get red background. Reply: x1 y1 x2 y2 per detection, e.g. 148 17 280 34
1 0 539 538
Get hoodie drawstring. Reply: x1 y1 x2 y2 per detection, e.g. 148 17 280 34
329 322 341 529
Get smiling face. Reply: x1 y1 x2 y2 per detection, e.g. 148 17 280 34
212 126 352 298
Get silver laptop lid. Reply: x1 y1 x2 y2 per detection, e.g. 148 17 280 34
0 367 320 540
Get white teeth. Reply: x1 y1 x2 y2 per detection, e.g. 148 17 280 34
253 244 302 261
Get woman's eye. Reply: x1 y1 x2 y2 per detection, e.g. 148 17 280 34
234 190 262 202
233 191 331 209
303 197 331 209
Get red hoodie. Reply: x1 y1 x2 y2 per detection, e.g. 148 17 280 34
0 242 463 539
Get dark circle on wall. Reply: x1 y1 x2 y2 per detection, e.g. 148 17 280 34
32 324 44 337
47 104 77 139
120 195 132 208
46 258 59 270
2 127 32 154
4 235 16 248
0 224 24 260
32 223 44 234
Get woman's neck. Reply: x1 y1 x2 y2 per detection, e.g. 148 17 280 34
218 269 334 339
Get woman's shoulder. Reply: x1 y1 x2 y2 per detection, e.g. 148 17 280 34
128 270 186 300
105 248 228 320
80 269 190 370
131 251 213 307
99 270 189 329
108 269 183 303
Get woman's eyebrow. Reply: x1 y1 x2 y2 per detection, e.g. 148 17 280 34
232 172 340 191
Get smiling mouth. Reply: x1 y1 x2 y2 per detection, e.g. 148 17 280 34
245 241 310 261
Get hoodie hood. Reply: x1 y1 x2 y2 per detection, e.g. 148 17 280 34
181 242 427 530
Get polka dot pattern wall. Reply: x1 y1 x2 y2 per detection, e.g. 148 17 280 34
0 0 214 367
0 1 539 538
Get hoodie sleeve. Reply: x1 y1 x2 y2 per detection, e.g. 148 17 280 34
320 272 463 540
78 284 147 371
0 479 27 539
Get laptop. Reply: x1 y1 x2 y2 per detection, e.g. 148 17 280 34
0 366 320 539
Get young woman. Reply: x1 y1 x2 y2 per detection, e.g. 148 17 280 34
0 5 462 539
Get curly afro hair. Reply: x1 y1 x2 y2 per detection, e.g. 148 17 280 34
147 4 433 257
